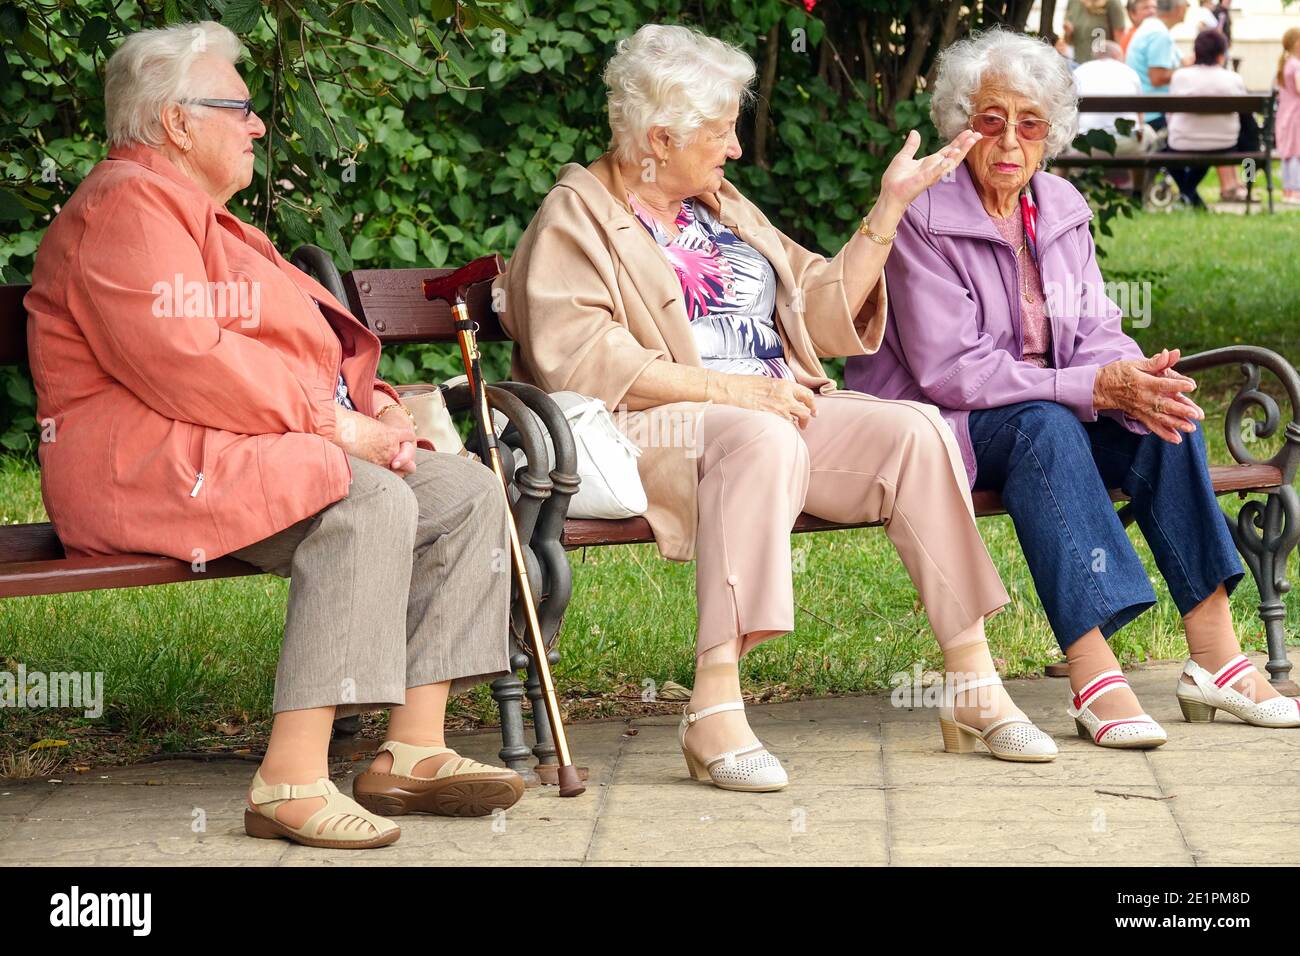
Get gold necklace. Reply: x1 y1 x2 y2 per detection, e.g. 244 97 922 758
1015 240 1033 303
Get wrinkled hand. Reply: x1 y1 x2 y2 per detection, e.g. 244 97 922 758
334 407 418 475
376 403 418 475
1093 349 1204 443
718 373 818 428
879 129 982 209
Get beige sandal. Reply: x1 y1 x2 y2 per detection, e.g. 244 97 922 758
353 741 525 817
244 771 400 849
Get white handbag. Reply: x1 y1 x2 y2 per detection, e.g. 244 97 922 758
500 391 648 519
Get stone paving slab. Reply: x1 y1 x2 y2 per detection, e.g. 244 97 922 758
1 651 1296 866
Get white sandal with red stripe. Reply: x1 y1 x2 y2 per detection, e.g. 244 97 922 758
1176 655 1300 728
1068 670 1167 749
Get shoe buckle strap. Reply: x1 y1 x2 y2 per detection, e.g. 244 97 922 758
685 700 745 724
380 740 453 778
250 777 335 806
704 742 764 768
977 715 1026 739
1072 671 1128 710
1210 654 1254 689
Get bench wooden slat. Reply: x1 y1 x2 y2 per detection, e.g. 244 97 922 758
1076 95 1273 113
0 551 260 598
342 267 503 344
559 463 1283 549
1054 152 1266 168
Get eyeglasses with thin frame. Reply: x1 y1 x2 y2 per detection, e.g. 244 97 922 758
184 97 255 119
968 112 1052 142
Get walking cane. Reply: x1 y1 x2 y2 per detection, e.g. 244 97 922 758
422 255 585 798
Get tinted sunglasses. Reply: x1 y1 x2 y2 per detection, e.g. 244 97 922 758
968 112 1052 141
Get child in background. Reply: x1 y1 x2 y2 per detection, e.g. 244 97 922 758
1278 28 1300 204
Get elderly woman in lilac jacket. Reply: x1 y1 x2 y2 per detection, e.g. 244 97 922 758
848 28 1300 748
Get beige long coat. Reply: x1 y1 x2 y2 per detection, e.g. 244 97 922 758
494 154 888 561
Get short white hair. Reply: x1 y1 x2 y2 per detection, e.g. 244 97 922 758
930 29 1079 160
104 21 243 148
603 24 755 164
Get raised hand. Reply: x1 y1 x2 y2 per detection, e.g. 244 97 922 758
879 129 982 209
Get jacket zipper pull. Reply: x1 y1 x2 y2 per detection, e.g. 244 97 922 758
190 472 205 497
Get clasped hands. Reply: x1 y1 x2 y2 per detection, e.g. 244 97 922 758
332 404 418 475
1094 348 1204 444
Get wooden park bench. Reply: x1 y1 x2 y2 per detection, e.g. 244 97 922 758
1053 93 1278 213
285 248 1300 703
2 241 1297 777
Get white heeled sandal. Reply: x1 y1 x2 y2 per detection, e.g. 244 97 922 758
1176 654 1300 728
938 674 1058 762
1068 670 1167 748
678 701 788 792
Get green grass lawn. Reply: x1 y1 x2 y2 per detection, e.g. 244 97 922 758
1 203 1298 768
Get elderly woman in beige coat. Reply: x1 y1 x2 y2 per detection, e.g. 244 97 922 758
498 24 1058 789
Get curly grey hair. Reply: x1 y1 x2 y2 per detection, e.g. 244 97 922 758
929 29 1079 160
603 24 756 164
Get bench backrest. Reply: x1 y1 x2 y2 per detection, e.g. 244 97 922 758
1077 93 1276 117
0 263 505 370
342 267 505 344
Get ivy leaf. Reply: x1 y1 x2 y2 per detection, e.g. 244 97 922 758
221 0 264 34
390 234 417 262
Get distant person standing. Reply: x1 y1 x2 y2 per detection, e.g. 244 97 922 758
1128 0 1190 127
1166 29 1254 205
1066 0 1128 63
1118 0 1157 55
1194 0 1218 34
1278 28 1300 204
1211 0 1232 45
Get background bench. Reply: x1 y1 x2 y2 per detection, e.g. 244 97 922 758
1053 94 1278 213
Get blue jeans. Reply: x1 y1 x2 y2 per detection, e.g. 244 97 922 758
968 401 1244 651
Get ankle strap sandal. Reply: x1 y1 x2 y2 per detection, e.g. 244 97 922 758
677 701 788 792
352 741 525 817
938 674 1057 762
1067 670 1167 748
1176 655 1300 728
244 771 400 849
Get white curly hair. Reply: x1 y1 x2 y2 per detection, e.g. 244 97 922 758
929 28 1079 160
602 23 756 164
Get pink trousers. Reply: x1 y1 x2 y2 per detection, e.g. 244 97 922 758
694 391 1010 658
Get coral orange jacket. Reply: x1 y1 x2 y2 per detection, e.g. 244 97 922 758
25 144 405 561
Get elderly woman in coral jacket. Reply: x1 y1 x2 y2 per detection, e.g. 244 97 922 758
499 23 1063 795
847 29 1299 749
25 21 523 851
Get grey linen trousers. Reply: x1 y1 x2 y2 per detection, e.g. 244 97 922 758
231 448 513 716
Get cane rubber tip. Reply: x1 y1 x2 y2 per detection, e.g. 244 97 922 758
557 765 586 797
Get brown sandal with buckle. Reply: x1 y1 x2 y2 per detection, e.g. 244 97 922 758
352 741 525 818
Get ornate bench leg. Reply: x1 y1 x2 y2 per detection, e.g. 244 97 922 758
526 649 562 769
1228 485 1300 695
492 652 540 787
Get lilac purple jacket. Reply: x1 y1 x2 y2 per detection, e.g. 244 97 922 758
845 163 1147 486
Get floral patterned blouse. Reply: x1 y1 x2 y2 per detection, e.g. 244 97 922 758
628 192 794 380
